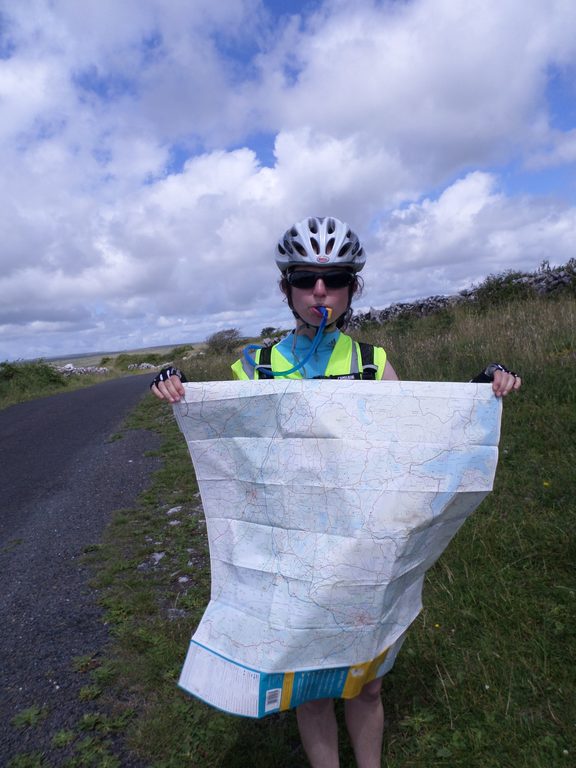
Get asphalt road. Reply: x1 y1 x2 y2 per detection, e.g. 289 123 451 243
0 376 161 765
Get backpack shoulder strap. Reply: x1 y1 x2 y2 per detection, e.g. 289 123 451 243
256 345 273 379
358 342 378 380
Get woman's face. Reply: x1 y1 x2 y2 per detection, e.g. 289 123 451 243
287 266 355 327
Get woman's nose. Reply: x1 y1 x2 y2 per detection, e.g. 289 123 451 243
313 278 327 295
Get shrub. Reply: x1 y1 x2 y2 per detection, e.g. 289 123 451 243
260 326 277 338
0 360 67 391
172 345 194 358
205 329 243 355
472 270 536 308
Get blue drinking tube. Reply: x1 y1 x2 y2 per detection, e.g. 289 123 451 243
243 307 332 377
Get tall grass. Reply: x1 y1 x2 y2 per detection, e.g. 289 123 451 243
355 294 575 383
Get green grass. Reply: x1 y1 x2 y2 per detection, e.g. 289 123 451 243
7 753 48 768
11 706 50 730
74 292 575 767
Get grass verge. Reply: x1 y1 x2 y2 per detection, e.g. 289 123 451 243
83 396 307 767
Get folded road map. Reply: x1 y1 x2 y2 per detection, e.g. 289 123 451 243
174 380 501 718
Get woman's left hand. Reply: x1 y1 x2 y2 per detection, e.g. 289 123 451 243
492 368 522 397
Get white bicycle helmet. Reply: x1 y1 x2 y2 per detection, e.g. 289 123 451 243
276 216 366 273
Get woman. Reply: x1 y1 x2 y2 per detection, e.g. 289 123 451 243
151 216 521 768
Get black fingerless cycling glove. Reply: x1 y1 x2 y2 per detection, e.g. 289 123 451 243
150 366 188 390
470 363 518 383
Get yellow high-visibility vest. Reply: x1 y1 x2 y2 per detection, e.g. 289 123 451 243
231 333 387 380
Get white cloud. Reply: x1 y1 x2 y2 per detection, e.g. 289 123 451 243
0 0 575 360
364 171 576 306
254 0 576 182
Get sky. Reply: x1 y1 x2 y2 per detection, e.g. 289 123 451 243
1 0 575 361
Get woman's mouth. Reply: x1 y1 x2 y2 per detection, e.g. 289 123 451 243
310 306 333 320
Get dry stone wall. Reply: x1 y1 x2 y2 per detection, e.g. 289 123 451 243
349 265 575 328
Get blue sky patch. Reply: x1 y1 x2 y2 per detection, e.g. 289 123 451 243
73 67 138 102
546 64 576 132
242 131 277 168
140 30 164 66
500 163 576 203
0 15 15 59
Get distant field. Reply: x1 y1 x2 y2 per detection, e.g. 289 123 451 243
0 342 206 410
49 342 207 368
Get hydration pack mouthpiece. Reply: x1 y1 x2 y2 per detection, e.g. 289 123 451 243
311 306 332 320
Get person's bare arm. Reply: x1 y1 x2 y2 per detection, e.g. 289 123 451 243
382 361 399 381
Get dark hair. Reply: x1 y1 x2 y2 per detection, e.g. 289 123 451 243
279 274 363 330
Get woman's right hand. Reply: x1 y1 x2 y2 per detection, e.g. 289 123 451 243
150 367 186 403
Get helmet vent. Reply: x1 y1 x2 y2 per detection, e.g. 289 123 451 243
327 218 336 234
294 242 307 257
308 218 318 233
311 237 320 255
337 243 352 259
326 237 335 255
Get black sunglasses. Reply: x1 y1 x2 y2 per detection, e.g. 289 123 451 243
286 270 355 290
